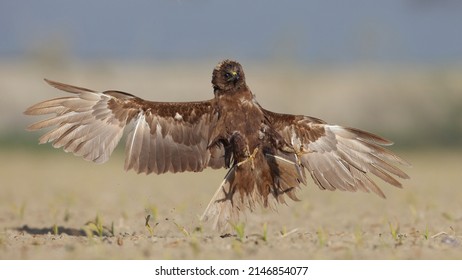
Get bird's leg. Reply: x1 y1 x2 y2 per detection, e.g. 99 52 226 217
294 145 315 166
236 145 259 170
294 147 305 166
280 144 306 166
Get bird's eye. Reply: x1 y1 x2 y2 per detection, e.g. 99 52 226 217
224 72 232 79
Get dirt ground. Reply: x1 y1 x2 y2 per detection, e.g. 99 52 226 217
0 147 461 259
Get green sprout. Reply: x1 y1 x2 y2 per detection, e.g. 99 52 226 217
316 227 328 247
231 222 246 242
388 221 400 241
145 215 154 236
83 214 112 238
145 215 159 237
261 222 268 242
423 225 430 240
52 224 59 236
173 221 190 237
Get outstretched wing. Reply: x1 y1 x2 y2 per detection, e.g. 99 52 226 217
24 79 224 174
264 109 410 198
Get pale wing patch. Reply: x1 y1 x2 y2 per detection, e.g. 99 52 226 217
25 92 128 164
174 112 183 121
124 111 213 174
299 124 409 198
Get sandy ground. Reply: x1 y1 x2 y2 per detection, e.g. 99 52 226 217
0 147 461 259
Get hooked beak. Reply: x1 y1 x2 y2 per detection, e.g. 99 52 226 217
227 71 239 82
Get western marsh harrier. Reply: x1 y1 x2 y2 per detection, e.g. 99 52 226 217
25 60 410 229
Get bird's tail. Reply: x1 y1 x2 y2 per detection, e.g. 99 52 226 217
200 166 240 230
200 152 305 231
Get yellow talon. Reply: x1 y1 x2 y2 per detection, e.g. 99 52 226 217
237 145 259 170
294 145 309 166
294 150 303 165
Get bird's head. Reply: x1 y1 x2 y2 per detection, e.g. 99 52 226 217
212 59 246 93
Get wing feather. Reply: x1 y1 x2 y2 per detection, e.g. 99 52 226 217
264 109 409 198
25 79 225 174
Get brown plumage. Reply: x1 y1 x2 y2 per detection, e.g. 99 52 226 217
24 59 410 229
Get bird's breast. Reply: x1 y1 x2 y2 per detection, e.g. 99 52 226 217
220 101 263 136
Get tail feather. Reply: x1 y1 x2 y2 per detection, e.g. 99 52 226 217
200 166 239 230
201 152 304 230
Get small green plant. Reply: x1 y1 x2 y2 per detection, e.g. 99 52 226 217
173 221 190 237
316 227 327 247
231 222 246 242
388 221 406 246
423 225 430 240
94 214 104 237
84 214 110 237
52 224 59 235
261 222 268 242
145 215 155 236
388 221 400 241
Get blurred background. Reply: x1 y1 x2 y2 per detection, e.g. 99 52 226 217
1 0 461 149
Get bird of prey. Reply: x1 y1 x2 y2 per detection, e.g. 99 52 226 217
25 59 409 229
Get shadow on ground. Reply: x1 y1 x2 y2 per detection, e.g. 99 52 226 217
15 225 87 237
